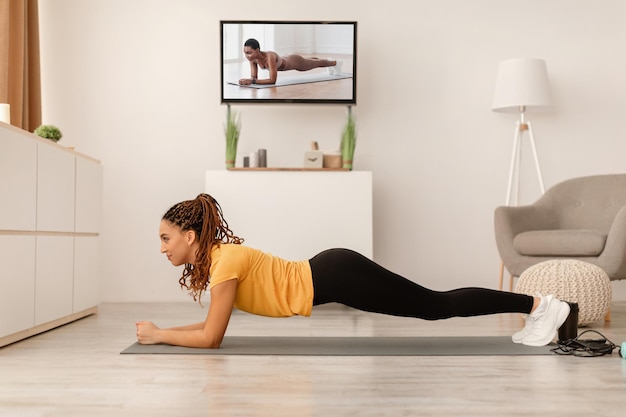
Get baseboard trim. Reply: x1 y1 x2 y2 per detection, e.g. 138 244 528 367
0 306 98 348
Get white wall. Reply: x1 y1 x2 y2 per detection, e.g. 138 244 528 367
37 0 626 302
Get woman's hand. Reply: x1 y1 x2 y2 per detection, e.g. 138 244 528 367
136 321 161 345
238 78 253 85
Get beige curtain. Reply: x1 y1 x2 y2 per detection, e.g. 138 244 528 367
0 0 41 131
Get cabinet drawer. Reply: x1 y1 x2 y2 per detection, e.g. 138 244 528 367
37 144 75 232
75 157 103 233
35 236 74 325
73 236 101 312
0 131 37 230
0 236 36 337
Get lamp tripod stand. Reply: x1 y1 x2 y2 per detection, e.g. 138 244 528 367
505 107 545 206
499 107 546 290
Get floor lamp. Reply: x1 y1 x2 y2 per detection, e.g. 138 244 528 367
492 58 553 289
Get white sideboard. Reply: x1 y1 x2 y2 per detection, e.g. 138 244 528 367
205 170 373 260
0 122 102 347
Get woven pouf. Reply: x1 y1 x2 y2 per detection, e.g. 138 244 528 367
515 260 612 326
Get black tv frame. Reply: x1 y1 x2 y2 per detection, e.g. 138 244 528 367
220 20 357 105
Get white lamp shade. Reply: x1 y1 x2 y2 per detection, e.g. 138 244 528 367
492 58 553 112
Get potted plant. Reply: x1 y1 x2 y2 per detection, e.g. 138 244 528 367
34 125 63 142
224 106 240 169
340 108 356 170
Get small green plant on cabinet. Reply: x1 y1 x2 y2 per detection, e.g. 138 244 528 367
34 125 63 142
225 105 240 169
341 108 356 170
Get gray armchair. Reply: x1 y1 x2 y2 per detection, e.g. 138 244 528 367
494 174 626 290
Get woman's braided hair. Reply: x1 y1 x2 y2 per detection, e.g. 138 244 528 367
162 193 243 302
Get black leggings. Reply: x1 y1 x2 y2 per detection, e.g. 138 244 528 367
309 248 534 320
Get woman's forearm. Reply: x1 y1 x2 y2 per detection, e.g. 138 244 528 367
156 328 223 349
166 321 205 331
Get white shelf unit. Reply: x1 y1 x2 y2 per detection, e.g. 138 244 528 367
205 170 373 260
0 122 103 347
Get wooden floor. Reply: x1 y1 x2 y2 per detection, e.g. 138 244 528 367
1 302 625 417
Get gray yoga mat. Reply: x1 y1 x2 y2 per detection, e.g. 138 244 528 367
228 72 352 88
121 336 555 356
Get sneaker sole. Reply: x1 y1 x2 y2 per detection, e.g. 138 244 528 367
512 329 529 344
522 303 571 347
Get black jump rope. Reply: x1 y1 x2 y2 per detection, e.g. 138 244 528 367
552 329 619 357
551 302 623 357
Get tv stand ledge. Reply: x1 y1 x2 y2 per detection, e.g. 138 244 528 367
227 168 350 172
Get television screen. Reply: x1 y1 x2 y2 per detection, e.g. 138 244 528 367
221 21 357 105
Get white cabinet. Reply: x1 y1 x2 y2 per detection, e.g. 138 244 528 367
0 123 102 347
205 170 373 260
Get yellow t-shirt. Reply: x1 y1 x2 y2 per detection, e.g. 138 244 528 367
208 244 314 317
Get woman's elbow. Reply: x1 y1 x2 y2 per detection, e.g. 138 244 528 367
206 340 222 349
200 333 224 349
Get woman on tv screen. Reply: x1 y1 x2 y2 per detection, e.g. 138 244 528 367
238 38 342 86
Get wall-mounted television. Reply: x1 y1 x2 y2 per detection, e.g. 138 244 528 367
220 20 357 105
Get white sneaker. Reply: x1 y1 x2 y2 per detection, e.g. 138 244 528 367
327 59 343 76
512 292 543 343
522 295 571 347
511 314 533 344
333 59 343 75
327 58 335 75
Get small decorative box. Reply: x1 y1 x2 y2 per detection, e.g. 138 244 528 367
304 151 323 168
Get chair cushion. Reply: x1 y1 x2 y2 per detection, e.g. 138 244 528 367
513 229 607 256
